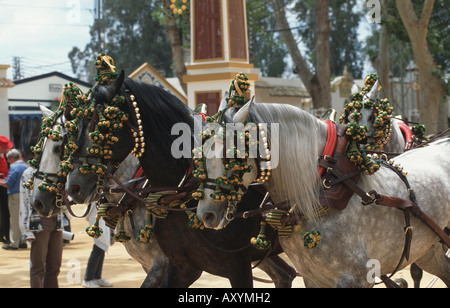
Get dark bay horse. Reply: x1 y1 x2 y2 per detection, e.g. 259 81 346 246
65 71 295 287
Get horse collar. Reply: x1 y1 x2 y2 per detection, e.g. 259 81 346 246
318 120 338 177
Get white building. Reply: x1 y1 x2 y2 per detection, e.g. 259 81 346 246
0 65 14 137
7 71 91 159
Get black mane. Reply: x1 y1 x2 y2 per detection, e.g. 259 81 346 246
121 78 194 173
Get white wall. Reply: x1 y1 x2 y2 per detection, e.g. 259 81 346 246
0 65 11 136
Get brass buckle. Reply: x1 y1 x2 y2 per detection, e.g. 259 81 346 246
362 192 377 205
323 179 331 189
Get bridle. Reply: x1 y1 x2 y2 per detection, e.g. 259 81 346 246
32 115 68 209
198 121 274 222
63 88 199 215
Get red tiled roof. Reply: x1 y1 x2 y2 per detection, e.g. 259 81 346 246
0 78 15 88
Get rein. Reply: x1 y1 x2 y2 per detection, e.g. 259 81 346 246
105 171 198 213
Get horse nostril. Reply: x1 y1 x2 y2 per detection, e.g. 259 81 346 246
71 184 80 193
203 212 216 224
34 200 44 210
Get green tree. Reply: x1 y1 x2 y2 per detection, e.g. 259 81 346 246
246 0 287 77
384 0 449 133
292 0 364 78
271 0 331 109
69 0 173 82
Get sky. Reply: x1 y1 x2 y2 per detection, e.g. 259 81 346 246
0 0 95 80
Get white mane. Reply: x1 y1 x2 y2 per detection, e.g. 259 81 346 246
246 103 326 220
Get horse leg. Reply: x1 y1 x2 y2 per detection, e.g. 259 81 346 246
254 256 295 288
414 242 450 287
140 255 170 288
161 263 203 288
228 262 254 288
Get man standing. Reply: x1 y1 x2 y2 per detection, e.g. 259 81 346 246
0 149 28 250
19 167 63 288
0 136 12 244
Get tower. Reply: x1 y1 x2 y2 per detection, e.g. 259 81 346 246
183 0 259 114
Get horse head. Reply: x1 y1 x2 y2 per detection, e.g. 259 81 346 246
196 100 259 229
30 104 66 217
66 70 134 204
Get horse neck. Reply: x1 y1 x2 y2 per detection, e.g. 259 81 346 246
384 120 406 154
138 139 189 187
133 108 192 188
121 81 194 187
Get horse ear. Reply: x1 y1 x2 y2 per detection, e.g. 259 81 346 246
232 96 255 124
105 70 125 97
366 80 379 100
39 103 54 118
218 91 229 112
351 82 359 95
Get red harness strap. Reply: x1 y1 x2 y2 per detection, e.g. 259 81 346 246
198 112 207 123
134 166 145 179
318 120 337 177
396 121 413 149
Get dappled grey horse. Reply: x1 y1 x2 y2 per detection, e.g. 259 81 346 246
197 99 450 287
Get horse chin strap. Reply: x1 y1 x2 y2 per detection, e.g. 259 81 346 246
56 182 92 218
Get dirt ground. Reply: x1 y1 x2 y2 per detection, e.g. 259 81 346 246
0 214 445 288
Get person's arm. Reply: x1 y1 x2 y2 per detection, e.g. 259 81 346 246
5 167 19 188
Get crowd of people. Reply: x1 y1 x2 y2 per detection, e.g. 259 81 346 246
0 135 113 288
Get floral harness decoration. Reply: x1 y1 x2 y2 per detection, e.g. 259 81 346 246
338 74 428 175
338 74 393 175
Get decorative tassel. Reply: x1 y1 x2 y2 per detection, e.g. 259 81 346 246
114 216 131 243
97 203 118 229
146 193 168 219
294 225 322 249
181 203 204 230
250 221 271 250
192 183 205 201
136 210 154 243
85 215 103 238
265 209 293 238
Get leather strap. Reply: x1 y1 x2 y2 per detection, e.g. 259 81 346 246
106 171 197 212
57 182 92 218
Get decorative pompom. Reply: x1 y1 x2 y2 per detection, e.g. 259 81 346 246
250 222 271 250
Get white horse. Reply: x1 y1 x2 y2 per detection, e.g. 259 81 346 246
31 105 169 287
196 100 450 287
